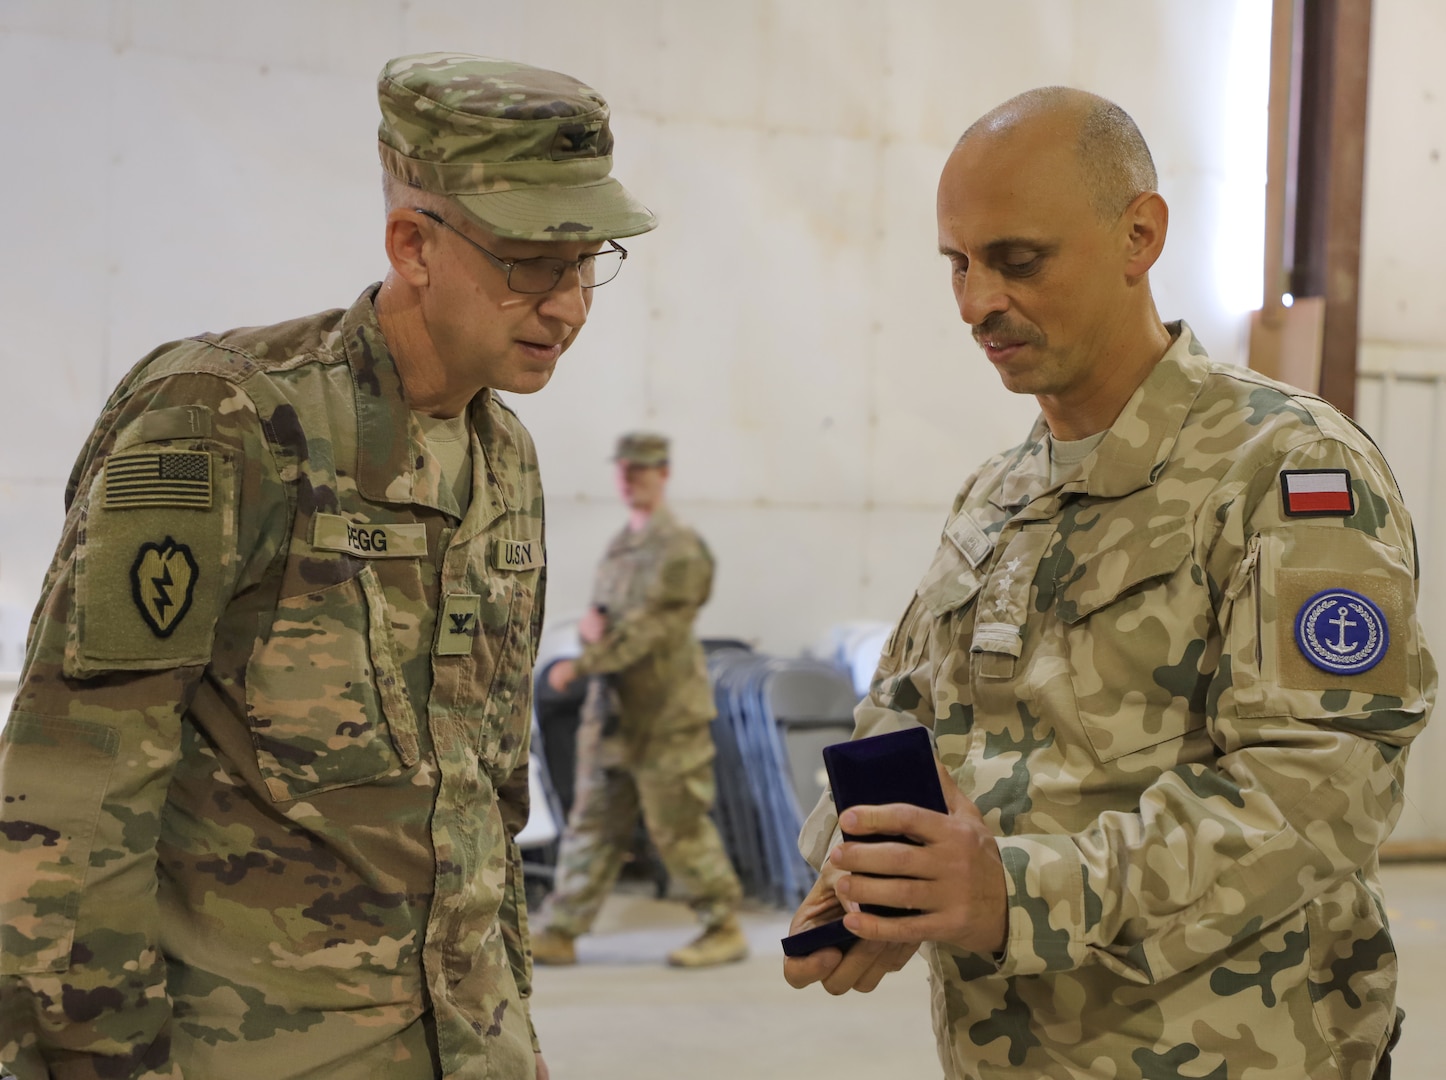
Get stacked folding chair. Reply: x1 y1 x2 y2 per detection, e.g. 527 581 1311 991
707 648 859 909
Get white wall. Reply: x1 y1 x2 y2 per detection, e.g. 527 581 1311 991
1356 0 1446 843
0 0 1277 661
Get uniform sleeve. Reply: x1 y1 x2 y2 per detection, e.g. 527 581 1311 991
571 536 712 677
498 563 546 1054
993 436 1435 983
496 780 540 1053
0 372 283 1078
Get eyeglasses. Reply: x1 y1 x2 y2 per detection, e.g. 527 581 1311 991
412 209 627 294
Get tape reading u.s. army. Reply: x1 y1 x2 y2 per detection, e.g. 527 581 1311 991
493 538 544 571
312 513 427 558
436 593 482 656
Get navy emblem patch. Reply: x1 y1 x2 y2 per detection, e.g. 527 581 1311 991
1293 588 1389 675
130 537 199 637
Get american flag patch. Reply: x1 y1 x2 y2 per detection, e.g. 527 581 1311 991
103 451 212 509
1280 469 1354 517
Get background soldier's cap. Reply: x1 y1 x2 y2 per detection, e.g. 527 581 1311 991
613 432 670 467
377 52 658 242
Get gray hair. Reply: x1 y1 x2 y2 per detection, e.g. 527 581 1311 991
958 87 1157 221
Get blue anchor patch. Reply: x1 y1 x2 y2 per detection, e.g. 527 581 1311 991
1293 588 1389 676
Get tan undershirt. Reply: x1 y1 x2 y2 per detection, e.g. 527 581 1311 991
415 411 473 518
1048 428 1108 487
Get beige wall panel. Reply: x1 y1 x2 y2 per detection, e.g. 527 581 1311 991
1360 0 1446 843
104 51 383 380
0 35 115 483
1361 0 1446 345
0 0 1298 669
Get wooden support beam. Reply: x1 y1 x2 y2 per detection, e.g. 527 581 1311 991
1380 840 1446 864
1291 0 1374 415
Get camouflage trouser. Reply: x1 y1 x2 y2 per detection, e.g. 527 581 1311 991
1373 1009 1402 1079
540 697 742 937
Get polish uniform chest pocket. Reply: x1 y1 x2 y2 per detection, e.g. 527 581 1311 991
919 539 985 622
878 539 983 681
1055 522 1208 762
244 561 419 801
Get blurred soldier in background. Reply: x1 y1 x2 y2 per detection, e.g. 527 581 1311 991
533 433 747 969
784 86 1432 1079
0 53 656 1080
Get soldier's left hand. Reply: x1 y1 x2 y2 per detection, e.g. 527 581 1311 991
578 606 608 644
783 853 918 995
547 659 579 692
832 761 1008 957
536 1052 550 1080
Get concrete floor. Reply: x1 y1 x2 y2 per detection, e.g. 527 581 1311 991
530 863 1446 1079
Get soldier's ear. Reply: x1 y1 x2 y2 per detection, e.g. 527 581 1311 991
384 209 432 287
1120 190 1168 280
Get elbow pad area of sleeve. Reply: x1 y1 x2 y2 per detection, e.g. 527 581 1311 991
0 713 120 975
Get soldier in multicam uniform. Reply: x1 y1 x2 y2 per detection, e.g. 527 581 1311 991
785 87 1434 1080
530 433 748 969
0 54 655 1080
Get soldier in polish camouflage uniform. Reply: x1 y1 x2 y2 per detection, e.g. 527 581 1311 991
785 87 1433 1079
531 433 747 969
0 54 655 1080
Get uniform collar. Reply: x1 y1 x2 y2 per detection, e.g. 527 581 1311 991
615 503 675 549
343 284 513 533
995 321 1208 508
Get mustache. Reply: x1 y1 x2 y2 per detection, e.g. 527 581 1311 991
973 313 1044 348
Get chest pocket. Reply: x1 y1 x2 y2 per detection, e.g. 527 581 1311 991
878 538 983 671
473 563 542 776
245 561 420 801
1056 523 1208 762
923 540 985 693
876 541 983 744
919 539 985 621
592 545 645 615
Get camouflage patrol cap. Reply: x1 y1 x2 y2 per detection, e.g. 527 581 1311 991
613 432 669 467
377 53 657 242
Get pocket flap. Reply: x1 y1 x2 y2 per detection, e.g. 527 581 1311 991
917 541 983 618
1057 525 1193 624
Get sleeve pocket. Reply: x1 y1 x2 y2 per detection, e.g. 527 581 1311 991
1233 526 1429 725
67 449 235 676
0 713 119 974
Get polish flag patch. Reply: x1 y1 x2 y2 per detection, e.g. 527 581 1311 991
1280 469 1355 516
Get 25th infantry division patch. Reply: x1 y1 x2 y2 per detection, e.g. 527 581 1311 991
130 537 199 637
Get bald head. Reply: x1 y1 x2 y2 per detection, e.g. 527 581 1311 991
958 87 1157 222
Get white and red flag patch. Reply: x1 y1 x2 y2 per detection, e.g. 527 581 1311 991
1280 469 1355 516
